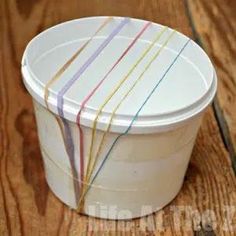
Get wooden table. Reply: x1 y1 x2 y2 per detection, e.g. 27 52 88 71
0 0 235 235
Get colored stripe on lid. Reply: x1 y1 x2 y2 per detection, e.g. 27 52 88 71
83 26 168 195
43 17 114 204
76 21 152 193
57 17 130 118
85 30 176 191
77 38 191 209
44 17 113 109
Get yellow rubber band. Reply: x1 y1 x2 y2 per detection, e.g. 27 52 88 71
77 31 176 211
44 16 113 110
83 27 168 197
86 30 176 183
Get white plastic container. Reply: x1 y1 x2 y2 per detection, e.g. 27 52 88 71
21 16 217 219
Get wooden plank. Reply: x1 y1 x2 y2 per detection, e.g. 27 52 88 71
0 0 235 235
186 0 236 172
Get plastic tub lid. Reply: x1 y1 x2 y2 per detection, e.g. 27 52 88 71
21 16 217 134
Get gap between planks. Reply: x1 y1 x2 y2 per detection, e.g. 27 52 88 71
184 0 236 174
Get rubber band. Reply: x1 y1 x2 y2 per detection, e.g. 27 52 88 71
84 26 168 192
41 146 87 184
76 21 152 194
44 17 113 110
77 26 167 212
41 134 195 191
55 17 129 195
43 17 114 204
77 39 191 211
56 17 129 205
41 146 140 191
57 17 130 118
44 17 113 156
77 29 174 210
55 17 129 205
86 31 176 185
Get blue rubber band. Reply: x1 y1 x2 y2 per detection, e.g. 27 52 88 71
84 38 191 197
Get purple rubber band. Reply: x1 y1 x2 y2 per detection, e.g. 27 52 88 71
57 17 130 117
55 17 129 200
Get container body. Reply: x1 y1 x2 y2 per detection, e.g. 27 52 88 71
21 17 217 219
34 99 203 219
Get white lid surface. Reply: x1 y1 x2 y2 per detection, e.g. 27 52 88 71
22 17 217 133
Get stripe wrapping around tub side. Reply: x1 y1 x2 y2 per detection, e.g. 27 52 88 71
57 17 130 117
76 21 152 195
78 38 192 210
43 17 112 160
44 17 113 110
56 18 129 204
43 17 126 204
84 30 176 196
82 27 168 201
76 28 173 210
76 27 168 212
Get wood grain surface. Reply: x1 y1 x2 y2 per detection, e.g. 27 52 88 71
0 0 235 235
186 0 236 173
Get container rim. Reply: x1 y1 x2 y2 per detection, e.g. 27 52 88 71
21 16 217 134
